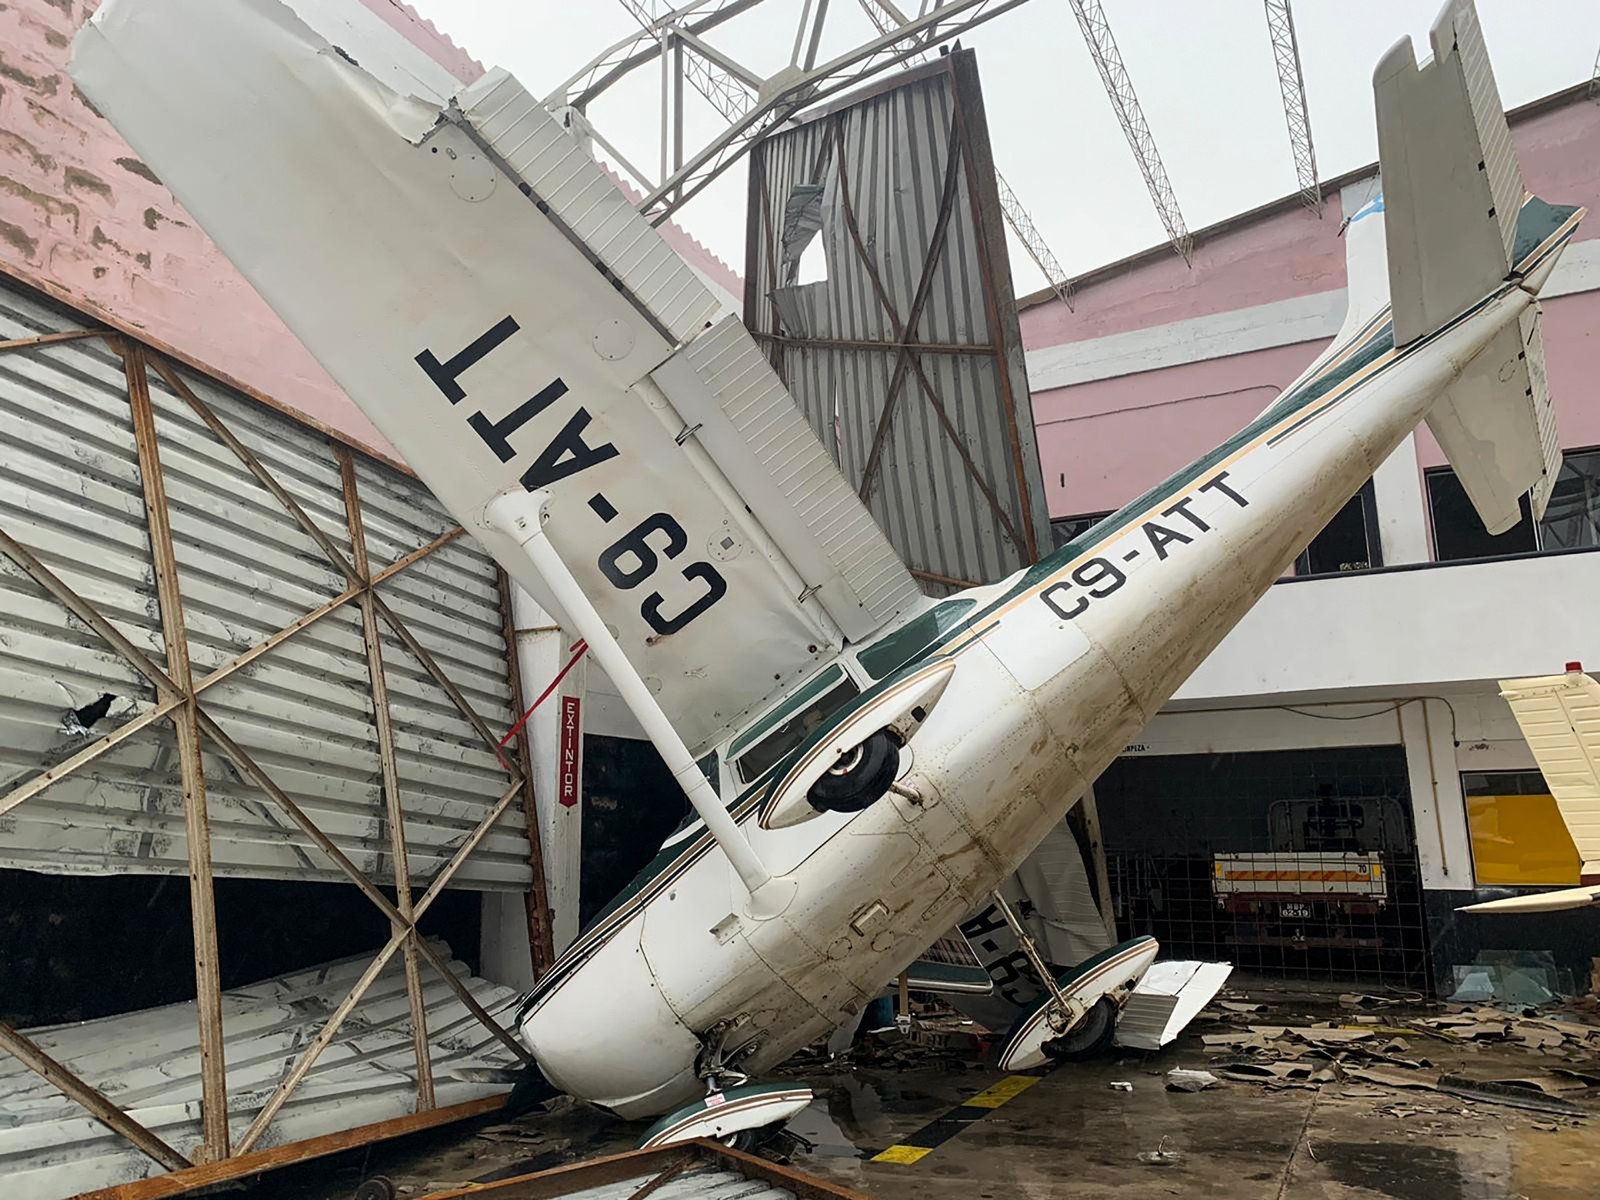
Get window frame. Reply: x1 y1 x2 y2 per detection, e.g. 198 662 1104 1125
1425 445 1600 564
1294 478 1382 577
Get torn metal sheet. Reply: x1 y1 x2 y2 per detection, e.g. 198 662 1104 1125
0 942 520 1200
0 280 530 889
1114 961 1234 1051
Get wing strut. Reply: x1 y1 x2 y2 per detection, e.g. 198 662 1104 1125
487 489 796 920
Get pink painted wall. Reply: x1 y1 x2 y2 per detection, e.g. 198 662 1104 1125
0 0 740 464
1029 94 1600 520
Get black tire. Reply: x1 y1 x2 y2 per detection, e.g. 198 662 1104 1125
719 1128 763 1153
807 731 900 813
354 1177 397 1200
1042 997 1118 1063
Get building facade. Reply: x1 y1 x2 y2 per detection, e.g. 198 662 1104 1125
1018 85 1600 993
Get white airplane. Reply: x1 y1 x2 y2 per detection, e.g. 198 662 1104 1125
73 0 1584 1148
1460 665 1600 914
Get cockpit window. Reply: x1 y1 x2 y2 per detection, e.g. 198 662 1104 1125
731 666 860 782
856 599 977 679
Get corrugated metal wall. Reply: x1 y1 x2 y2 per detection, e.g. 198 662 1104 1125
744 51 1052 591
0 277 532 891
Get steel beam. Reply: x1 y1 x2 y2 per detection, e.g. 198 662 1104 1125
123 342 230 1162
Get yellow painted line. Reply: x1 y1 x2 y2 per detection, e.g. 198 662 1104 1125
872 1144 936 1164
966 1074 1042 1108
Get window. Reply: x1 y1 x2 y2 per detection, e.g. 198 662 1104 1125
1428 448 1600 562
1461 770 1580 886
1050 511 1112 550
1296 480 1381 576
730 667 859 782
856 598 977 679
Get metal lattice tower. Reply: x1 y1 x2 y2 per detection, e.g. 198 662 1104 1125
1264 0 1321 214
996 170 1075 309
554 0 1034 223
1065 0 1193 263
1590 43 1600 100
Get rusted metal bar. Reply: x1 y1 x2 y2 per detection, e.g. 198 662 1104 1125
909 567 984 590
371 525 465 587
410 937 534 1065
235 779 521 1155
234 934 409 1155
147 354 361 587
0 328 109 353
370 592 508 763
338 448 435 1113
751 331 993 355
73 1097 508 1200
832 116 1027 558
123 341 230 1162
624 1156 693 1200
0 695 181 819
0 526 175 695
0 1023 193 1173
497 568 556 977
949 51 1040 563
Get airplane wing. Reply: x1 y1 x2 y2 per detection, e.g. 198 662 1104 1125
1461 667 1600 914
72 0 922 754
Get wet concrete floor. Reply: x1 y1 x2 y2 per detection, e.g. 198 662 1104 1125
241 1004 1600 1199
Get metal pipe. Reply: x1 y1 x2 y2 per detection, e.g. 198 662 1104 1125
485 490 793 918
990 890 1070 1011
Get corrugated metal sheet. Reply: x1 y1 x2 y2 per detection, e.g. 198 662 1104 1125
0 941 519 1200
744 52 1052 592
0 277 532 890
477 1167 799 1200
458 68 724 345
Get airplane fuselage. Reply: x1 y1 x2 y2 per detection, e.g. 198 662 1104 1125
519 271 1543 1120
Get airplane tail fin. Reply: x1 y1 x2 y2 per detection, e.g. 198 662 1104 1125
1373 0 1584 534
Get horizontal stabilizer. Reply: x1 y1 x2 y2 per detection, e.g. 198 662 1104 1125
1459 885 1600 914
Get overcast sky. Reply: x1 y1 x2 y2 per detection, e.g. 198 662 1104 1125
405 1 1600 289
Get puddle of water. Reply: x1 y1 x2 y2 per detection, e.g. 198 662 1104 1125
1319 1140 1473 1200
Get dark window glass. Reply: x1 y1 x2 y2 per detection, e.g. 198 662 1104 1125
1296 480 1380 575
1540 448 1600 550
1461 770 1549 797
1428 448 1600 561
1427 469 1537 561
1050 510 1113 550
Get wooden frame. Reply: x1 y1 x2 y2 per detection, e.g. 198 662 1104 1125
0 306 556 1190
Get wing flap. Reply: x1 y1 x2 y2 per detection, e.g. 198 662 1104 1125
1498 670 1600 876
72 0 861 752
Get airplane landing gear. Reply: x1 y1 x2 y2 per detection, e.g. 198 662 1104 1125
988 890 1160 1072
637 1023 814 1149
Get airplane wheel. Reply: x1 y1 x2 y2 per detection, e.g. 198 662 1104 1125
808 732 899 813
718 1128 763 1152
1043 997 1117 1062
353 1176 396 1200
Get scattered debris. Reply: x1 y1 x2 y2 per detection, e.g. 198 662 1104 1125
1108 1080 1133 1092
1136 1137 1181 1166
1436 1074 1587 1117
1165 1068 1219 1092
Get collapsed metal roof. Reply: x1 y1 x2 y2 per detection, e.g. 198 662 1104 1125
0 941 519 1200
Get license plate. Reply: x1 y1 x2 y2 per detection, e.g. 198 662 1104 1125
1279 903 1312 919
